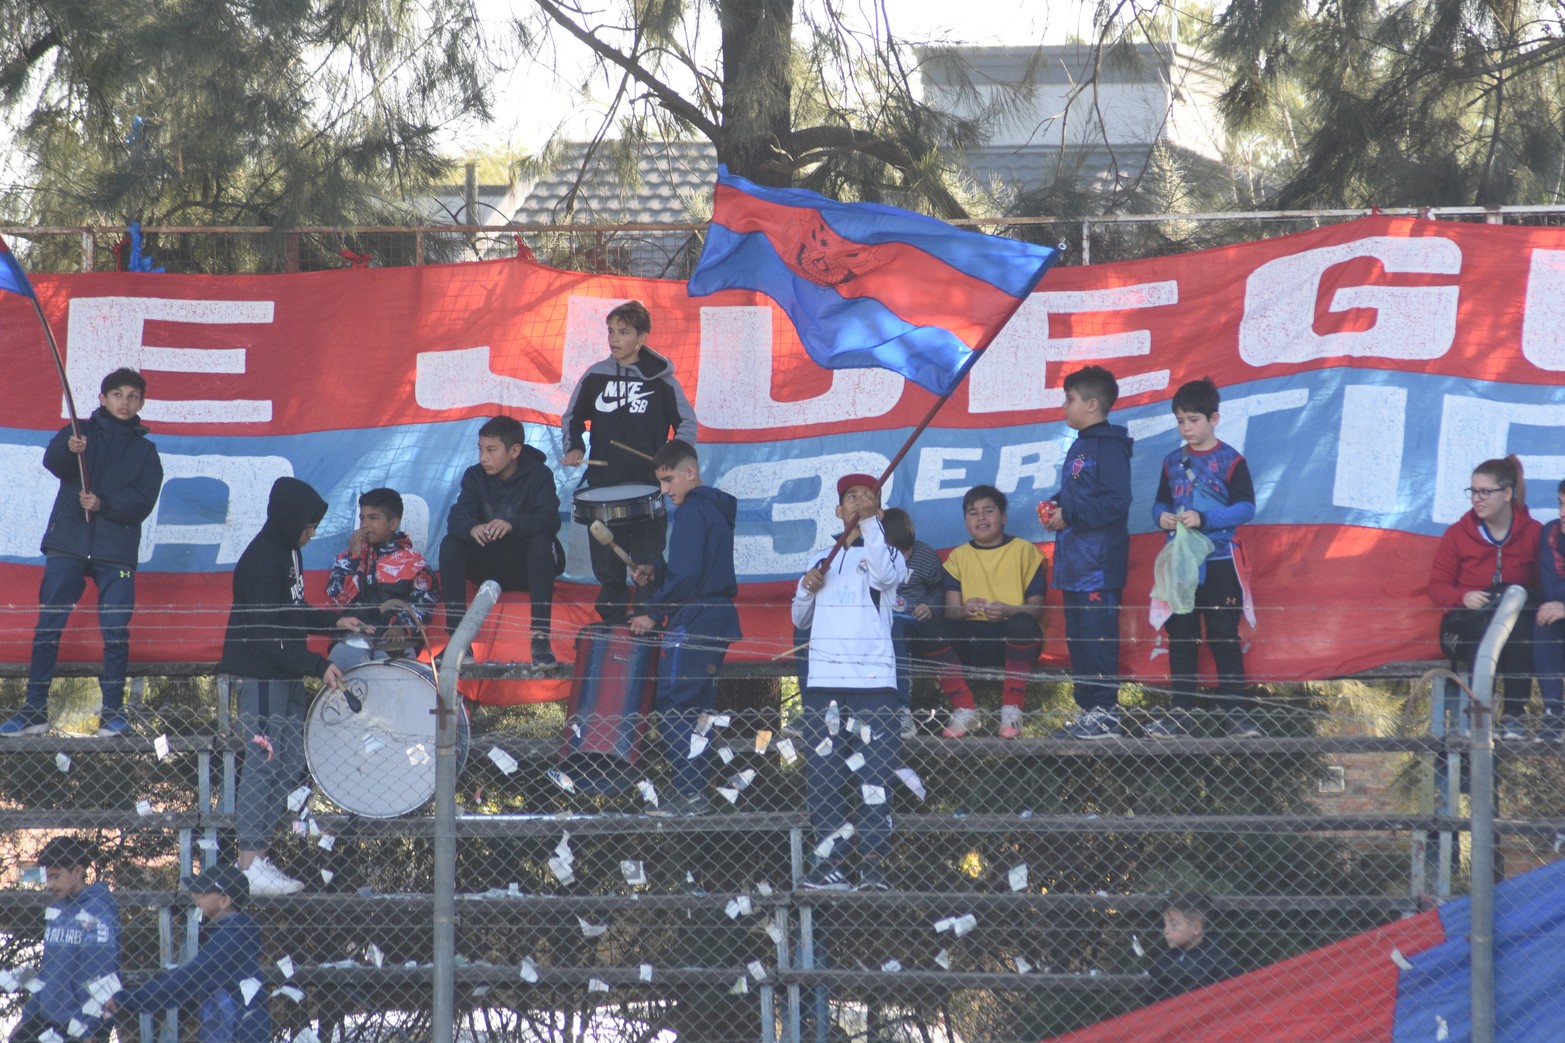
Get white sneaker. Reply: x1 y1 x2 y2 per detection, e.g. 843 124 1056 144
243 856 305 896
998 705 1024 739
943 707 981 738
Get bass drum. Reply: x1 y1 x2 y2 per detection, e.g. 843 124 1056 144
304 658 469 818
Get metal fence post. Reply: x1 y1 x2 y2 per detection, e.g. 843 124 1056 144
1468 583 1526 1043
432 580 500 1043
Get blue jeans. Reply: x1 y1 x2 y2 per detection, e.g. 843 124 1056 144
25 554 136 713
656 626 729 799
802 688 900 862
1061 589 1123 712
1534 619 1564 719
234 678 309 851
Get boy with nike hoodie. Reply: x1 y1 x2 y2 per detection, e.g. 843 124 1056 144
561 301 698 622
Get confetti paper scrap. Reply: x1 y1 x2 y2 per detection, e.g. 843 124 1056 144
718 746 735 764
755 730 772 753
320 869 335 885
1014 956 1032 974
935 949 951 970
1007 864 1028 892
712 714 732 728
239 978 262 1004
365 944 384 968
65 1020 87 1039
881 959 901 972
588 978 609 993
766 922 784 945
636 780 659 807
860 725 872 743
547 857 575 885
894 765 926 800
519 958 539 983
286 786 311 812
861 784 886 806
546 768 576 792
729 976 748 995
55 753 71 774
578 917 608 938
748 960 767 981
844 752 866 772
688 734 709 758
717 787 741 805
317 834 336 851
273 986 305 1004
1390 947 1414 971
276 956 295 979
86 978 119 1008
487 748 519 774
776 739 797 764
621 861 646 886
639 964 653 982
1132 934 1144 957
813 737 833 757
952 914 978 937
293 1029 320 1043
40 1029 62 1043
406 743 430 767
153 735 171 761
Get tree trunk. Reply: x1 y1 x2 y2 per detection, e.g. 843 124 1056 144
719 0 795 186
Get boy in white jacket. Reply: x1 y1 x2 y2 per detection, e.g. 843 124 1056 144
792 474 907 892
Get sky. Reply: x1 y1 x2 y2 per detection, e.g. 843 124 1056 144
451 0 1090 157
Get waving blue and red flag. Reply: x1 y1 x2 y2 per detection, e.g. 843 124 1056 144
1045 857 1565 1042
0 236 36 298
687 166 1059 396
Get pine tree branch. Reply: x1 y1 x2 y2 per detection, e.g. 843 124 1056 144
785 125 969 219
528 0 720 140
0 28 60 103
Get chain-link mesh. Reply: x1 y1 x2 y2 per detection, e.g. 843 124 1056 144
1 649 1562 1042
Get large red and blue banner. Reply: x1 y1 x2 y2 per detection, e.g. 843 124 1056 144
1044 856 1565 1042
1 215 1562 700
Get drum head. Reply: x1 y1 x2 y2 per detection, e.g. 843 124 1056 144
573 484 660 503
304 659 466 818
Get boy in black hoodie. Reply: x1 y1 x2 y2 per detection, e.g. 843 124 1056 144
628 440 741 817
217 477 345 897
439 416 563 665
561 301 698 623
3 368 163 738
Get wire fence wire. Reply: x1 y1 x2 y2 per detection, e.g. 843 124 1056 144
0 625 1563 1043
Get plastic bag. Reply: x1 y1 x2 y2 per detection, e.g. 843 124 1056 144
1150 523 1216 618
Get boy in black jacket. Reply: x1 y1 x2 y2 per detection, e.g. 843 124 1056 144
4 368 163 737
439 416 563 665
1146 891 1240 1004
106 866 270 1043
561 301 698 623
217 477 345 897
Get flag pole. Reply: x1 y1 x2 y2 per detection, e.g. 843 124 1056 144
28 295 92 515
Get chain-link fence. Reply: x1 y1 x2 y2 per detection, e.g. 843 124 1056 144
0 604 1562 1042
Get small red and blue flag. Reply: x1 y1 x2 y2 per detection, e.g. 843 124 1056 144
0 236 37 299
687 167 1059 397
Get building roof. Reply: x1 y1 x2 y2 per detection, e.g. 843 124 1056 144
507 140 717 226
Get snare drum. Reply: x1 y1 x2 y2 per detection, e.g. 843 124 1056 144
304 659 470 818
572 483 665 525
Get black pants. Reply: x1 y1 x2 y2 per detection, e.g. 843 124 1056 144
1165 557 1248 712
586 513 667 622
440 532 560 633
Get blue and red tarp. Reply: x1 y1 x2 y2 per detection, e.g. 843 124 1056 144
1047 857 1565 1042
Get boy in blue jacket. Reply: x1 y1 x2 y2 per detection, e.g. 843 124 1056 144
15 837 120 1043
107 866 269 1043
4 369 163 737
1148 378 1260 738
1042 365 1134 738
1535 478 1565 743
629 440 741 816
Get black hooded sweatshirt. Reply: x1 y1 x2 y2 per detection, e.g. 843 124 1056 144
216 477 336 680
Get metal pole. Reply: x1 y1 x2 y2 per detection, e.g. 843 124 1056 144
1468 583 1525 1043
432 580 500 1043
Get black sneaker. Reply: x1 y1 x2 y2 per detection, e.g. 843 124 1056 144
800 864 852 892
531 634 557 668
857 865 890 892
1224 711 1263 738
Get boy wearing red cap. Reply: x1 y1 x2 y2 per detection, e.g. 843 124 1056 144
791 474 906 892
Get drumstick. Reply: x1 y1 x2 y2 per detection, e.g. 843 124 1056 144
609 439 656 462
770 640 809 661
589 520 638 568
583 459 608 467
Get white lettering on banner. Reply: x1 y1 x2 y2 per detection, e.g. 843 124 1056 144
969 284 1175 413
995 442 1063 497
1522 248 1565 371
913 447 983 502
1124 388 1309 454
139 455 294 563
696 306 902 429
1333 385 1407 513
718 453 892 576
413 296 616 413
64 298 275 423
1238 236 1461 365
0 445 53 557
1435 396 1565 524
